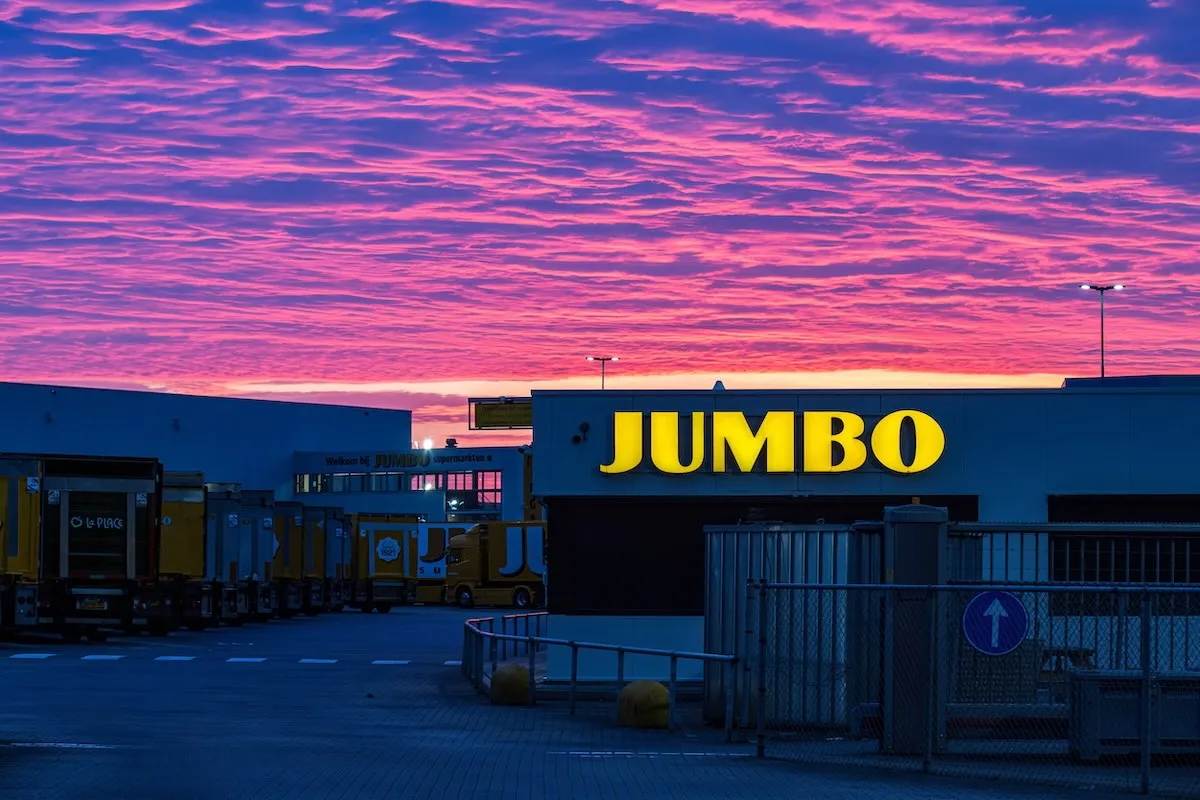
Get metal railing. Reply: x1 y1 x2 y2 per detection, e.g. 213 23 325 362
461 610 739 742
748 581 1200 798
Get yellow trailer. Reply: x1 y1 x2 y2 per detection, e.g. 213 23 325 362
0 456 40 632
272 500 305 617
350 513 419 613
157 471 213 631
445 521 546 609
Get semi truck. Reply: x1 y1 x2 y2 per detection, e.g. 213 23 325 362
415 523 467 604
32 453 164 641
158 471 213 631
445 521 546 609
350 513 419 613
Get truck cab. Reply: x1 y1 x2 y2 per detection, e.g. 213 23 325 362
445 521 546 609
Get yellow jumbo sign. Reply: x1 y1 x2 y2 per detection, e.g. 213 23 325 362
600 410 945 475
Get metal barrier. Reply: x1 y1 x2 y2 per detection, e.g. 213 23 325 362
461 610 739 742
747 581 1200 798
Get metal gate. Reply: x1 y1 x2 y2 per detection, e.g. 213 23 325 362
702 522 883 725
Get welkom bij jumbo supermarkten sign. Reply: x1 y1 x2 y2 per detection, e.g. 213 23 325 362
600 409 945 475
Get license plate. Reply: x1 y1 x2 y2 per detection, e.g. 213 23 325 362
77 598 108 611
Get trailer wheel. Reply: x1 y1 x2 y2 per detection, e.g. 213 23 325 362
85 630 108 643
512 588 532 609
359 605 373 613
61 628 83 643
456 587 474 609
375 604 392 614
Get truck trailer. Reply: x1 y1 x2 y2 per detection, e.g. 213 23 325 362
445 521 546 609
238 490 276 620
31 453 164 641
350 513 419 613
272 500 304 617
157 471 213 631
0 456 40 634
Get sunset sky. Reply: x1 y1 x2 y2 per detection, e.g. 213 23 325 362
1 0 1198 446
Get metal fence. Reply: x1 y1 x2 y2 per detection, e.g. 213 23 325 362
460 610 740 740
748 582 1200 797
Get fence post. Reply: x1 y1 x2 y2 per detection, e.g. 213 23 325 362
756 580 767 759
668 654 678 732
1140 589 1153 795
724 658 736 743
501 617 508 662
569 643 579 716
924 587 937 773
616 650 626 723
527 635 537 706
743 578 755 729
462 624 469 681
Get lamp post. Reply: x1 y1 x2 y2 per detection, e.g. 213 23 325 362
585 356 619 389
1079 283 1124 378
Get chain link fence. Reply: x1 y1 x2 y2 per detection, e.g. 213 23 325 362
749 582 1200 797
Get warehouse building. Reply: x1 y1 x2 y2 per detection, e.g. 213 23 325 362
0 382 527 521
529 375 1200 681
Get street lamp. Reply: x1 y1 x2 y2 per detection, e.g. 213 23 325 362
1079 283 1125 378
585 356 619 389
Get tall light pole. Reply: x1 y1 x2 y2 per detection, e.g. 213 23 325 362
1080 283 1124 378
585 356 619 389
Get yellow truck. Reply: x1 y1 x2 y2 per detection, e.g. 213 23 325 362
0 456 40 634
157 471 213 631
415 522 468 604
445 521 546 609
349 513 419 613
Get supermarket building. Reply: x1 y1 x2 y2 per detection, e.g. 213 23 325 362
529 376 1200 681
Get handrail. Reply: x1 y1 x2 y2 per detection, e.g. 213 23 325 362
460 612 738 743
761 581 1200 594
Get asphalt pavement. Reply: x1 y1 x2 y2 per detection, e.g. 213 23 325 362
0 607 1148 800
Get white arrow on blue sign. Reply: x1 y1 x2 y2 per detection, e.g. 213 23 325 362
961 591 1029 656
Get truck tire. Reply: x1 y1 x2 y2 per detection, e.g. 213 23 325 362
456 587 474 609
375 604 392 614
513 588 532 609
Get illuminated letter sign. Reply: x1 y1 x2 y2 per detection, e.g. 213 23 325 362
712 411 795 473
600 410 944 475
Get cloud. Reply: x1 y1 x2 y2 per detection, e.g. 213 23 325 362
0 0 1196 445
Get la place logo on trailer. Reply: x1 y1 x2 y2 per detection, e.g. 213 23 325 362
599 409 946 475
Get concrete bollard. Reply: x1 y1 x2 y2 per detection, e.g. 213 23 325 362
490 663 531 706
618 680 669 729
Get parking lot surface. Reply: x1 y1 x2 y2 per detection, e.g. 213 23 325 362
0 608 1148 800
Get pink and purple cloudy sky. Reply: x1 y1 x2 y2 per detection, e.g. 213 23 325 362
1 0 1198 446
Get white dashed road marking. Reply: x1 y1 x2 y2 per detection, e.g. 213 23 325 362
444 660 462 666
155 656 196 661
4 742 120 750
298 658 337 664
372 660 411 665
225 657 267 663
81 655 124 661
9 653 55 660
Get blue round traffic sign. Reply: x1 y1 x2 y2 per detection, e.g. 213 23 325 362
962 591 1029 656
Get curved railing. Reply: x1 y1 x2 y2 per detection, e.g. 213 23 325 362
461 610 738 741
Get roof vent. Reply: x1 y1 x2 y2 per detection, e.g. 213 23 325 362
713 380 726 391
